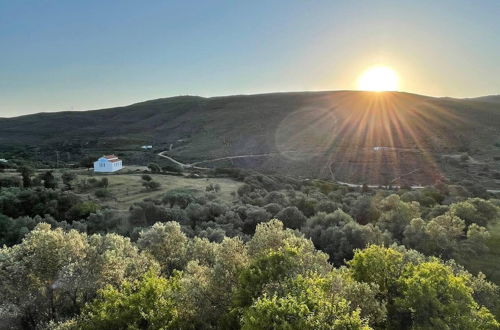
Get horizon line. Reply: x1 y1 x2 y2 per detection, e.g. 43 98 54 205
1 89 499 119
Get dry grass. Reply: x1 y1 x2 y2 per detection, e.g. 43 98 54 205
74 169 242 210
1 168 243 211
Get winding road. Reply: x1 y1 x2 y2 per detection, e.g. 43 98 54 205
157 151 498 193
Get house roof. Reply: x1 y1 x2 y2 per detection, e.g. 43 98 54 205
99 155 121 162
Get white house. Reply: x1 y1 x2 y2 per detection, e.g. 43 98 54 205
93 155 123 173
141 145 153 150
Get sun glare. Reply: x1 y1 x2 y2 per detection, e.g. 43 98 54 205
357 66 399 91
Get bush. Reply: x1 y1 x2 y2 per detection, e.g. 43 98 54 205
143 180 161 191
0 176 22 188
95 188 112 199
66 201 101 221
162 164 183 173
142 174 152 182
148 163 162 173
98 177 109 188
163 189 195 208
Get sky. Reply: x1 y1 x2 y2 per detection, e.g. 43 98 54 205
1 0 499 117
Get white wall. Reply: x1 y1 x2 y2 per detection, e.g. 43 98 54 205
93 158 123 172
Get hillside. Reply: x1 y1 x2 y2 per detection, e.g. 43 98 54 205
468 95 500 104
1 91 499 187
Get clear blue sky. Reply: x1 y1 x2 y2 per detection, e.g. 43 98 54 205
1 0 499 116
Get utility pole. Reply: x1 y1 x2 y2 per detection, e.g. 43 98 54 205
55 150 60 168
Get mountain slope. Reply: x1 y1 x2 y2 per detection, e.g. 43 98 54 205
1 91 499 186
467 95 500 104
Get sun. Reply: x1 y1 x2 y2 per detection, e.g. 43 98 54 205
357 66 399 91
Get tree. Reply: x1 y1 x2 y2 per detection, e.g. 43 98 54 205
40 170 58 189
350 196 379 224
0 223 89 326
348 245 406 299
450 198 499 227
246 220 331 273
66 201 101 221
275 206 307 230
242 207 270 234
396 261 499 329
241 289 369 330
0 223 158 327
376 194 420 242
402 217 429 252
75 272 181 330
163 189 195 208
303 210 390 265
425 213 465 258
264 191 288 206
162 163 183 173
143 180 161 191
137 222 189 275
233 248 303 309
18 165 34 187
85 210 121 234
240 272 374 330
79 156 95 170
61 171 77 190
178 237 249 328
148 163 161 173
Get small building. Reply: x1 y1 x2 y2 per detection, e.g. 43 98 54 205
93 155 123 173
0 159 7 163
141 145 153 150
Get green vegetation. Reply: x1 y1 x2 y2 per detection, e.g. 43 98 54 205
1 163 500 329
1 91 499 188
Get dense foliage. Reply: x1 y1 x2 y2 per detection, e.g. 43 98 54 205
1 168 500 329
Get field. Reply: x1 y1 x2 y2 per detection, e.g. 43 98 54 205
2 167 243 211
75 169 242 210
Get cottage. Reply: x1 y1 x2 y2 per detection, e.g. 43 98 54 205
93 155 123 173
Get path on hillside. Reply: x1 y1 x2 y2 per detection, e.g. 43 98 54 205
158 150 425 188
189 150 313 166
157 151 209 170
157 151 498 193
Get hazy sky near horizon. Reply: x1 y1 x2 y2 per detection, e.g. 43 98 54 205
1 0 499 117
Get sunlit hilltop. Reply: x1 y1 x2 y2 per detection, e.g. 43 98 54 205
357 66 399 92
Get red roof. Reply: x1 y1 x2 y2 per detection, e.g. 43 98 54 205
101 155 121 162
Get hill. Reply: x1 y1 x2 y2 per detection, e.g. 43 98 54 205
1 91 499 187
467 95 500 104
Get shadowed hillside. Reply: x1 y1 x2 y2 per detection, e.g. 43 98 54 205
1 91 499 186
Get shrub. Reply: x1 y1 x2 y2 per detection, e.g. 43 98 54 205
0 176 22 188
142 174 152 182
143 180 161 191
148 163 162 173
95 188 112 199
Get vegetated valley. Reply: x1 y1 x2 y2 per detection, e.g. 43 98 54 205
1 91 500 329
